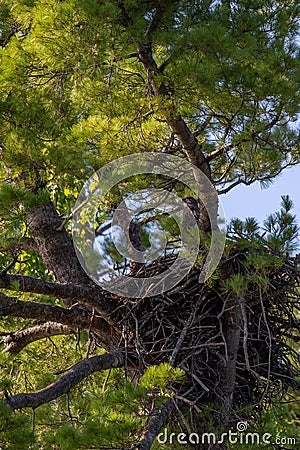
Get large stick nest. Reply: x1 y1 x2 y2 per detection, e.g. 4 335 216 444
112 250 300 416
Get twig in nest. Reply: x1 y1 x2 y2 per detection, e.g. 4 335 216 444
174 394 202 414
170 311 195 365
179 364 210 393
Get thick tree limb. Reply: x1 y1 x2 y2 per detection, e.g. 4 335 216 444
132 399 175 450
218 294 242 426
144 3 173 37
5 349 125 410
137 43 210 176
1 322 75 355
137 42 217 231
27 202 92 287
0 273 117 321
26 202 121 337
0 293 114 343
137 2 211 177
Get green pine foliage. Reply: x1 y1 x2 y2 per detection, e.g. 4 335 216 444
0 1 299 448
223 195 299 293
0 335 185 449
0 0 299 211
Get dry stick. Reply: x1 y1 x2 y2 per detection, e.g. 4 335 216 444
170 311 194 365
238 297 262 383
151 342 224 354
101 369 112 394
0 294 113 345
173 394 202 414
135 316 145 374
66 392 73 422
173 399 192 435
259 284 272 400
86 307 96 358
55 198 89 231
179 364 210 393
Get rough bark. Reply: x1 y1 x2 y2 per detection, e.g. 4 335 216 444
0 294 115 346
0 273 117 321
137 43 210 177
218 294 242 427
27 202 92 286
133 399 175 450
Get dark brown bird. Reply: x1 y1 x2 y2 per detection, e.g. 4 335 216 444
182 196 200 226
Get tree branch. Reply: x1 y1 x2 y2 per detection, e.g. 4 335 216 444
0 293 114 341
27 202 92 287
1 322 75 355
5 349 125 410
144 3 173 37
217 294 242 426
207 143 236 162
217 178 254 195
132 399 175 450
0 273 117 321
138 43 210 176
138 2 218 232
137 40 216 231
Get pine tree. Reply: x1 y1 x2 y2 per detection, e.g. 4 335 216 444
0 1 299 449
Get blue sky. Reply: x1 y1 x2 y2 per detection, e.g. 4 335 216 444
220 165 300 230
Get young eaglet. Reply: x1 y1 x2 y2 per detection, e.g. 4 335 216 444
182 196 200 226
